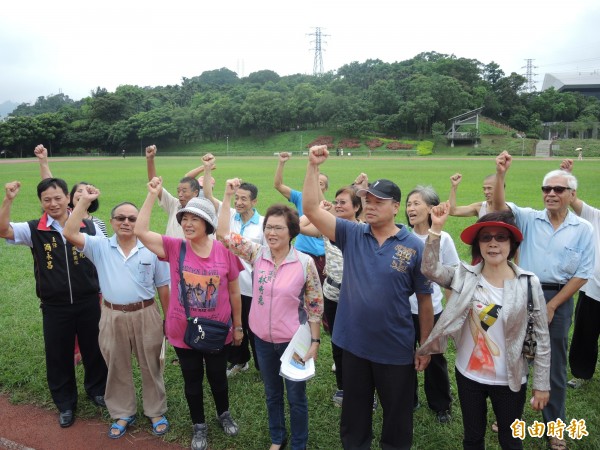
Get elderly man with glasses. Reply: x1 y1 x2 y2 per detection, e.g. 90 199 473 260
493 151 595 450
63 187 171 439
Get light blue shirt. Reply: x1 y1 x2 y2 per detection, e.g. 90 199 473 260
509 205 595 283
231 207 264 296
234 208 263 237
289 189 325 256
82 234 170 304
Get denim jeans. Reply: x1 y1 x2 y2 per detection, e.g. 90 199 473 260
255 336 308 450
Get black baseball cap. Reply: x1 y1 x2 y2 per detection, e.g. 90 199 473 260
357 179 401 203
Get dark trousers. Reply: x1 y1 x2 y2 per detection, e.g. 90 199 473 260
569 291 600 380
308 254 326 285
228 294 259 370
455 369 526 450
340 350 414 450
41 299 107 412
541 288 573 424
174 345 230 424
324 297 343 389
412 312 452 413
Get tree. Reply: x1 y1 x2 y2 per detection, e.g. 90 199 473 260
198 68 239 86
245 70 281 85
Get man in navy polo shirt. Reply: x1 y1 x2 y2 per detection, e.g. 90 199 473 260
302 145 433 450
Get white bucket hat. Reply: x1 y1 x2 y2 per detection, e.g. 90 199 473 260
176 197 217 231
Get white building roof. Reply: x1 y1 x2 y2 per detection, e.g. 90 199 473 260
542 72 600 91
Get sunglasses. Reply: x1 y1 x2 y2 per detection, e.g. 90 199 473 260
478 233 510 243
112 215 137 222
541 185 571 194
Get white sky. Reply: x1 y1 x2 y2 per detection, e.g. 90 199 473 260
2 0 599 105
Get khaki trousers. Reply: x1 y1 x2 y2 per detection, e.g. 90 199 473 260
99 301 167 419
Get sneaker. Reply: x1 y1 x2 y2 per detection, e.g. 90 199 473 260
436 410 451 424
331 362 336 372
191 423 208 450
332 390 344 407
373 395 378 411
567 377 587 389
226 362 249 378
217 411 239 436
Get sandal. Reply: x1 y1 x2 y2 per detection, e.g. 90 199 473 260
108 415 136 439
548 437 567 450
150 415 170 436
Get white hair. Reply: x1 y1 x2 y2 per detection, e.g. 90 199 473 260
543 170 577 190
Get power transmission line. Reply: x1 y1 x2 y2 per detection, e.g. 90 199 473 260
308 27 329 76
522 59 538 93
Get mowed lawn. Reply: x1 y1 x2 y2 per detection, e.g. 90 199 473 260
0 154 599 449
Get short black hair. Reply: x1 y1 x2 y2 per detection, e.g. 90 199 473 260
69 182 99 213
179 177 200 193
37 178 68 199
238 182 258 200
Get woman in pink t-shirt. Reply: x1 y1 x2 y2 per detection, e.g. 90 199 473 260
136 176 243 450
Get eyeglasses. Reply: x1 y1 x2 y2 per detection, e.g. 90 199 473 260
541 185 571 194
112 215 137 222
479 233 510 243
332 200 349 206
265 225 287 232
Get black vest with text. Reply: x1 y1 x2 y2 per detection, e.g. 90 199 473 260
27 214 100 304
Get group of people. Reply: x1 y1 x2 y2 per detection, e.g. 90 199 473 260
1 144 597 450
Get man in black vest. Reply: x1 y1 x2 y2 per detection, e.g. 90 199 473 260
0 178 107 428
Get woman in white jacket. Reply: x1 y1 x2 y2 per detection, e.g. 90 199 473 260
417 204 550 450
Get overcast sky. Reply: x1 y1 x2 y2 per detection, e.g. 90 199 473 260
2 0 599 105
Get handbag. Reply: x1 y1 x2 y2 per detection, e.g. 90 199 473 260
522 276 537 360
178 241 230 353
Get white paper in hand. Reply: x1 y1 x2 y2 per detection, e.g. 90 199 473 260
280 323 315 381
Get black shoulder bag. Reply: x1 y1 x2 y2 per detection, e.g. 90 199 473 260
522 276 537 361
179 241 230 353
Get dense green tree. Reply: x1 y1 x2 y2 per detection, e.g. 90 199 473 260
197 68 239 86
10 93 76 117
5 52 598 154
239 89 289 135
245 70 281 85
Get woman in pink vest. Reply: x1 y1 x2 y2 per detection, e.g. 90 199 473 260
217 178 323 450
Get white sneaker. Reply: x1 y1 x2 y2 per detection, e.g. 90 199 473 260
567 377 587 389
226 362 249 378
331 363 336 372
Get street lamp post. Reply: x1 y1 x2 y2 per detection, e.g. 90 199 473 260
517 133 525 156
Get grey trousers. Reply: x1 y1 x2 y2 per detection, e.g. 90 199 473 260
541 288 573 424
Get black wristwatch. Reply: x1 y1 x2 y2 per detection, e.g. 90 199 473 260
311 338 321 344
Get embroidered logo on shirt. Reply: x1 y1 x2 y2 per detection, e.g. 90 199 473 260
390 244 416 273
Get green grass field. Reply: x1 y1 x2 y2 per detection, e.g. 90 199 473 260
1 154 599 449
